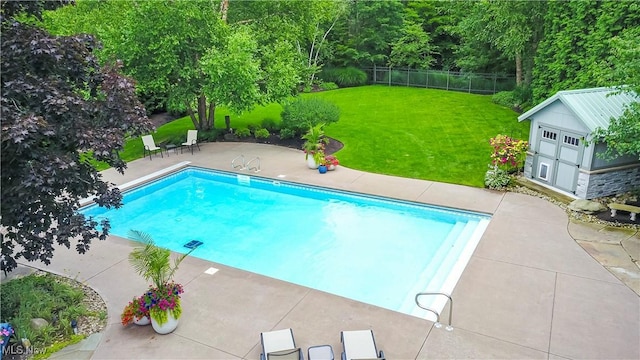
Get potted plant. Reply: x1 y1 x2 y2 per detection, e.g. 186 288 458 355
127 230 194 334
324 155 339 170
314 150 328 174
121 296 150 326
302 123 329 169
140 282 184 334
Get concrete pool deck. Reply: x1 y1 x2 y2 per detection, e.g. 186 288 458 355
12 142 640 359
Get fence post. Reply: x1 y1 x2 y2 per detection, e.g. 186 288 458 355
373 63 377 83
426 69 429 89
407 68 410 86
493 74 497 94
388 66 392 86
446 70 450 91
468 76 472 93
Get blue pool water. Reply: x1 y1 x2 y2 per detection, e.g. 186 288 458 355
81 167 490 318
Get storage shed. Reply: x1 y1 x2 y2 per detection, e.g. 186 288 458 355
518 87 639 199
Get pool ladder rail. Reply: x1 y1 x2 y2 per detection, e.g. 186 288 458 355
415 292 454 331
232 155 261 172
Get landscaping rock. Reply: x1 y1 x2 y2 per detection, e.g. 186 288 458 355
568 199 607 214
30 318 48 332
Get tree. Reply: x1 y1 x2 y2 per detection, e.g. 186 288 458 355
329 0 405 67
452 0 545 85
300 0 347 85
0 1 152 272
96 0 300 131
592 27 640 159
404 0 458 70
389 21 436 69
531 0 639 102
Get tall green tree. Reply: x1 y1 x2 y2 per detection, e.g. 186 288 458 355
1 0 152 272
531 0 639 102
329 0 405 67
388 21 436 68
227 0 347 86
48 0 301 131
592 27 640 159
404 0 458 70
453 0 546 85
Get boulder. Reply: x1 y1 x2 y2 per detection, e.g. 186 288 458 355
568 199 607 214
30 318 49 332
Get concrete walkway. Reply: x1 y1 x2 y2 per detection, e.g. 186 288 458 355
10 142 640 359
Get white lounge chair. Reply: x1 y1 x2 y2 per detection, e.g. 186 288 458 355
341 330 384 360
260 328 303 360
181 129 200 154
141 135 162 160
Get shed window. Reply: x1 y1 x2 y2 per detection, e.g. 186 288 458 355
538 162 550 181
542 130 557 141
563 135 580 146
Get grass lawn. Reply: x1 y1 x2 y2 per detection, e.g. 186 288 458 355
116 85 528 187
308 85 527 186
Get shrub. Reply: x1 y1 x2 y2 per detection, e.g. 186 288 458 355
261 118 279 132
492 85 532 110
489 134 528 173
247 124 259 133
235 127 251 138
492 91 518 108
199 129 219 142
484 166 511 190
254 128 270 139
281 98 340 137
279 128 296 139
319 82 339 91
319 67 367 87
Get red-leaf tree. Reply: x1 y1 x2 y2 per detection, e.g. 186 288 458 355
0 1 152 273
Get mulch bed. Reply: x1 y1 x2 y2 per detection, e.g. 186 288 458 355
148 112 344 155
221 134 343 155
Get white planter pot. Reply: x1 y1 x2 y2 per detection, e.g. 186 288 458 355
151 311 179 335
306 156 318 169
133 316 150 326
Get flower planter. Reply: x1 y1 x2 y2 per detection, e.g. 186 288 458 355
327 164 336 171
133 316 150 326
151 311 179 334
318 165 328 174
306 156 318 169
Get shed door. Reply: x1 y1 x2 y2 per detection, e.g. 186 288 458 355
554 131 583 193
533 127 584 194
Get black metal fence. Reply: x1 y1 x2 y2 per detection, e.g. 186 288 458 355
363 66 516 94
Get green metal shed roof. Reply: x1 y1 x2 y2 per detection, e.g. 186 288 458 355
517 87 638 132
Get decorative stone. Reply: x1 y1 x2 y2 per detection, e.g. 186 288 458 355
568 199 607 214
30 318 49 332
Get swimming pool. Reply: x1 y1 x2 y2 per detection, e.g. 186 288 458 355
81 167 490 319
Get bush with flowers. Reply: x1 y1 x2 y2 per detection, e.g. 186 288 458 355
489 134 528 173
486 134 528 190
324 154 339 169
